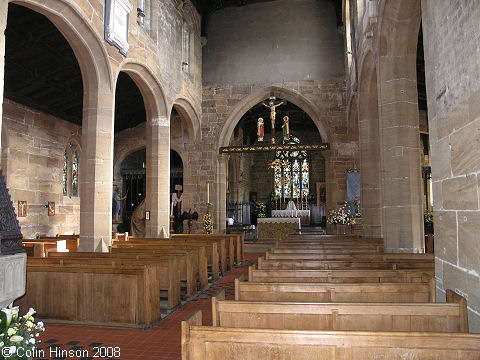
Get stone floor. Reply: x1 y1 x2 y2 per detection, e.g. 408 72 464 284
33 253 262 360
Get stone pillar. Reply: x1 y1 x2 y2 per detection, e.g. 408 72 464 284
146 115 170 237
215 154 228 234
79 92 115 252
379 56 424 253
0 0 7 153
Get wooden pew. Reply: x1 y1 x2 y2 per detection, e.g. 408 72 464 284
235 275 436 303
257 256 434 271
37 236 80 252
16 263 160 328
212 289 468 332
110 245 199 297
22 241 57 257
109 240 208 289
182 311 480 360
265 251 434 262
248 266 434 284
116 237 222 280
44 252 182 309
274 243 384 253
173 234 240 270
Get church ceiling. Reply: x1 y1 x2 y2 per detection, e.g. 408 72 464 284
191 0 344 36
4 4 147 133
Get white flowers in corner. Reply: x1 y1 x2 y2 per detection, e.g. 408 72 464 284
327 201 356 225
0 304 45 358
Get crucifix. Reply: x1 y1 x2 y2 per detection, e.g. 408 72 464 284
262 97 285 144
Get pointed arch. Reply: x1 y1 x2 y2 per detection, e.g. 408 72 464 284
218 86 331 149
173 97 200 142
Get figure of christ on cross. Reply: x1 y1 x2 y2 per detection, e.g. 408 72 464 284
262 98 285 144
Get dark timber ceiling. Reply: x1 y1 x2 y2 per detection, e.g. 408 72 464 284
5 3 83 124
5 3 147 133
191 0 344 36
233 100 320 146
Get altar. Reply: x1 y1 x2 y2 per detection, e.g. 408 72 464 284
257 218 301 241
271 209 310 225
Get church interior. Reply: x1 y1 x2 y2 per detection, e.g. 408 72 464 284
0 0 479 358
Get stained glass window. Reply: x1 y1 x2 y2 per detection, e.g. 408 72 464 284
283 164 291 198
292 159 300 198
302 159 309 197
272 137 310 201
274 165 282 198
72 149 78 196
63 150 68 196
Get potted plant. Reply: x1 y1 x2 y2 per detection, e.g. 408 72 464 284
203 202 213 234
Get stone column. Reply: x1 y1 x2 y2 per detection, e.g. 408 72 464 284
215 154 228 234
378 55 424 253
79 92 115 252
0 0 7 153
146 115 170 237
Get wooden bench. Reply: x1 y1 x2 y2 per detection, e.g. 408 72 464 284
274 243 384 253
173 234 240 270
110 245 199 297
44 252 182 309
265 251 434 262
235 275 435 303
257 256 434 271
23 241 57 257
109 241 208 289
248 266 434 284
115 237 223 279
212 288 468 332
182 311 480 360
16 263 160 328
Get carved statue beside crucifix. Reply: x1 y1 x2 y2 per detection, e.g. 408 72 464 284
282 116 290 141
257 117 264 142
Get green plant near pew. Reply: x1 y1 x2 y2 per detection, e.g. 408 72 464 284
0 305 45 359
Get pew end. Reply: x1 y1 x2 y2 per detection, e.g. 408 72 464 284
421 273 436 302
234 274 245 301
446 289 469 332
182 310 203 360
248 264 256 281
211 289 225 326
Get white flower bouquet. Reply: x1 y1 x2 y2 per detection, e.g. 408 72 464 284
0 304 45 359
327 201 356 225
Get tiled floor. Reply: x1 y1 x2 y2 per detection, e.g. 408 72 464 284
33 253 262 360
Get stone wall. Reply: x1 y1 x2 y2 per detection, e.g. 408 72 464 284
422 0 480 332
2 99 81 238
202 0 345 86
195 79 357 231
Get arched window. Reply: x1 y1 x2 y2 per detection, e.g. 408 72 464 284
62 141 80 198
273 137 310 200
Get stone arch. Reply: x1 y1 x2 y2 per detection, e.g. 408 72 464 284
116 61 170 237
9 0 114 251
377 0 424 252
218 86 331 149
113 145 146 183
11 0 113 94
358 51 382 238
215 86 333 233
172 97 200 142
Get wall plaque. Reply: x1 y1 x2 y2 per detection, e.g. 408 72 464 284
104 0 133 56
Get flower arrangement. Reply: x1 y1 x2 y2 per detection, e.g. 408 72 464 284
255 202 267 218
424 210 434 234
327 201 356 225
203 202 213 234
203 213 213 234
1 304 45 359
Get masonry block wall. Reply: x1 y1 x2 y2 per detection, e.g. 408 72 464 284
422 0 480 332
2 100 81 238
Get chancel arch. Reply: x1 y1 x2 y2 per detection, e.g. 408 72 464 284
216 87 332 233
